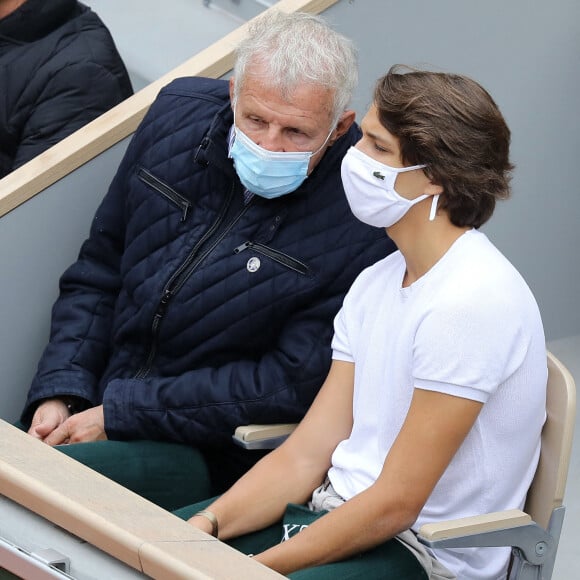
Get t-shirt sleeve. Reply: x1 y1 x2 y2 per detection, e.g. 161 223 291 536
412 291 530 403
331 304 354 363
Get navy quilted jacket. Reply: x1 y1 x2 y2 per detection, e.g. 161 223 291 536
24 77 395 447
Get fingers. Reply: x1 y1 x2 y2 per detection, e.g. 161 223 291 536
28 421 55 440
52 406 107 445
28 399 69 440
27 403 106 445
43 422 72 446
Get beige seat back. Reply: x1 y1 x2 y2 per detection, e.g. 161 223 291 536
524 350 576 530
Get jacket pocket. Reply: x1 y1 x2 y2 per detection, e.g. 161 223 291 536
234 241 310 276
137 167 191 221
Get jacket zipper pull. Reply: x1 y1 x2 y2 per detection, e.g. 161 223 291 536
234 241 253 254
157 288 172 317
193 137 210 167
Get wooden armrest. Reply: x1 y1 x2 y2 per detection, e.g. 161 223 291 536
418 509 532 541
233 424 298 450
0 420 283 578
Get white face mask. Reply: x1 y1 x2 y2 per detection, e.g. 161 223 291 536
341 146 438 228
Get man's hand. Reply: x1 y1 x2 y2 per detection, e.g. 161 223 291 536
28 398 70 441
29 403 107 446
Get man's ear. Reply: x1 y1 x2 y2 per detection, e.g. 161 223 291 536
425 182 444 196
328 110 356 145
229 77 235 107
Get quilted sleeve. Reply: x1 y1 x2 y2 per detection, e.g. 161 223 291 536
21 138 133 422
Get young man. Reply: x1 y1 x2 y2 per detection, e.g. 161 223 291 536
180 66 547 580
21 11 394 510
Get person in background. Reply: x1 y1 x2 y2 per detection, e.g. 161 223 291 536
178 66 547 580
0 0 133 178
20 11 394 511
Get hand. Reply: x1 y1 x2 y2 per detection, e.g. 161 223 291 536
42 405 107 446
28 398 70 441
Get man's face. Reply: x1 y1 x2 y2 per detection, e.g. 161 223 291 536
356 103 434 200
230 68 337 175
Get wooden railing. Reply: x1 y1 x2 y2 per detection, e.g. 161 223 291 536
0 420 285 578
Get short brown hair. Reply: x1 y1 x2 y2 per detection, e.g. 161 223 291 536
374 65 514 228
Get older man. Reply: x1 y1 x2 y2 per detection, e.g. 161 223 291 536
22 11 395 509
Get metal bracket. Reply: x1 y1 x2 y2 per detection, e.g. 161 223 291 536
30 548 71 574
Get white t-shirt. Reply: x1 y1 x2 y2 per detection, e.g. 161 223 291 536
328 229 547 580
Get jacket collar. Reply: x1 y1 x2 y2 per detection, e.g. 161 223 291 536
194 101 236 176
0 0 78 44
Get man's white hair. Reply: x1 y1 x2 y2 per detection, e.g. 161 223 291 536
232 11 358 126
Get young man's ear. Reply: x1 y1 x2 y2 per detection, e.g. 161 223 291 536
327 110 356 146
425 182 444 196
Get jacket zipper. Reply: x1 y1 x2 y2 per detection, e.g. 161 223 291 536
137 167 191 222
234 241 310 276
134 185 248 379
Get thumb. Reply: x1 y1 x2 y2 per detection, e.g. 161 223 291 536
30 420 57 439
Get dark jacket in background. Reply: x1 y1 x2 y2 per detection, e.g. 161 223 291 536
0 0 133 178
23 77 396 479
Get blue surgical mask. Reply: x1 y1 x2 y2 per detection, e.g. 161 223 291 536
228 121 332 199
